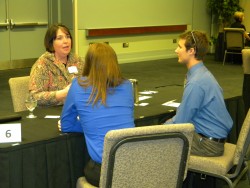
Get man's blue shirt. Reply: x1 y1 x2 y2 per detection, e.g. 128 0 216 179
165 62 233 139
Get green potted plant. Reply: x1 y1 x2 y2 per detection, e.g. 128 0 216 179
209 36 217 54
207 0 243 60
207 0 243 32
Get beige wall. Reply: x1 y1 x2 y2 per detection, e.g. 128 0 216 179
65 0 211 63
240 0 250 31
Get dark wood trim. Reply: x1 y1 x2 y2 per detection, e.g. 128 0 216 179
86 25 187 37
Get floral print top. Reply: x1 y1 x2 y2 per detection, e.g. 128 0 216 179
29 51 84 106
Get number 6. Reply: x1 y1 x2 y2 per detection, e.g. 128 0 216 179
6 130 11 138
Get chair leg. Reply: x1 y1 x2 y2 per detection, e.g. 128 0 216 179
247 162 250 184
223 50 227 65
247 148 250 183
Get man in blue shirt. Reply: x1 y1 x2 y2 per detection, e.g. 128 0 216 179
165 31 233 157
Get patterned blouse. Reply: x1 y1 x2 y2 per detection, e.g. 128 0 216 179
29 52 84 106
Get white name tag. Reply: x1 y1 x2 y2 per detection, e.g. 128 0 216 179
0 123 22 143
68 66 78 74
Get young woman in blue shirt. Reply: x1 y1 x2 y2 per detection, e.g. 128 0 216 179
60 43 135 186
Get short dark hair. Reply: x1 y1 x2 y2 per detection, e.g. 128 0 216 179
44 23 72 52
179 30 209 60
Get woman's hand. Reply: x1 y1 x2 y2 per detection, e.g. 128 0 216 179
55 84 71 102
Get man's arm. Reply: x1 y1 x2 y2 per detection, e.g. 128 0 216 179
165 83 205 124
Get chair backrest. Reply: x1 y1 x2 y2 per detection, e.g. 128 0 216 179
233 109 250 166
242 49 250 74
224 28 245 49
99 124 194 188
9 76 30 112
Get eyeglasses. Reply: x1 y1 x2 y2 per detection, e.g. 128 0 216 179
191 31 197 46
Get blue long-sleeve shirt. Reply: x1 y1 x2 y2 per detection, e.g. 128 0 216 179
61 78 135 163
165 62 233 139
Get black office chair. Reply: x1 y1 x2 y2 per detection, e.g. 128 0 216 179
223 28 245 65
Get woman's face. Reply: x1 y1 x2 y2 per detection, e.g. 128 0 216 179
53 28 72 59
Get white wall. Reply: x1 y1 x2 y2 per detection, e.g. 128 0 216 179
192 0 211 36
77 0 192 29
240 0 250 31
63 0 211 63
